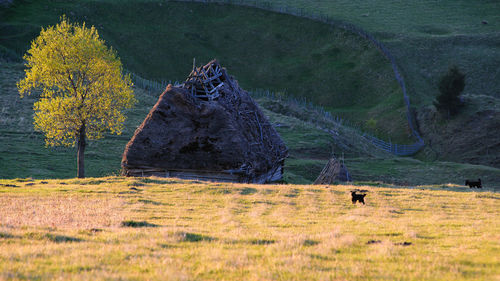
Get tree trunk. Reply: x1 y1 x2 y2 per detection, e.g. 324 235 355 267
77 124 86 178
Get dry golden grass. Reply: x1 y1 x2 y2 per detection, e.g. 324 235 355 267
0 177 499 280
0 196 124 229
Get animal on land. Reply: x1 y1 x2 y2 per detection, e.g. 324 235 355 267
351 191 366 204
465 179 482 188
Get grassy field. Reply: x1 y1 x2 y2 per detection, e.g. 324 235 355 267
0 177 499 280
0 0 409 140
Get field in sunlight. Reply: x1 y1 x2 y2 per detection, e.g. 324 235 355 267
0 177 499 280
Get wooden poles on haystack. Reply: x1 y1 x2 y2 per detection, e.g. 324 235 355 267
184 58 225 101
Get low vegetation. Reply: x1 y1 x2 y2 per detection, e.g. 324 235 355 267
0 177 498 280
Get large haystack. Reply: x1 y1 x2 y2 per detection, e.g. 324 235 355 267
314 156 352 184
122 60 288 183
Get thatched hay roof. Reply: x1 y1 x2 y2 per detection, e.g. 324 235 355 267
122 60 288 183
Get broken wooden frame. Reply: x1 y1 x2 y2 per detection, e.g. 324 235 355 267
183 62 225 101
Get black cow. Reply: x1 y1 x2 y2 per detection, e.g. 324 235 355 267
351 191 367 204
465 179 482 188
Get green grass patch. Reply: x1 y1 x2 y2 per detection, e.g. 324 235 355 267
239 187 258 195
121 220 158 228
24 232 83 243
178 232 217 243
248 238 276 245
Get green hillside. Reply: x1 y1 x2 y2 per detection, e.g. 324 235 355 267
0 0 408 141
2 61 499 185
1 0 499 138
237 0 500 103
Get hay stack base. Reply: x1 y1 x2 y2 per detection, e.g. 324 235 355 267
122 60 288 183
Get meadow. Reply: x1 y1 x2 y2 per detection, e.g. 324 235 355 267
0 177 499 280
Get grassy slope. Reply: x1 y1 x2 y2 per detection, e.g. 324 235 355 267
415 94 500 167
241 0 500 103
2 61 500 185
235 0 500 167
259 97 500 186
0 177 499 280
0 60 345 181
0 0 408 141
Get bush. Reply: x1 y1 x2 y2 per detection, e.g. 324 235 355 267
434 66 465 117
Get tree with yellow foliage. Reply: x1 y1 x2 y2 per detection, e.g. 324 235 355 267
17 17 135 178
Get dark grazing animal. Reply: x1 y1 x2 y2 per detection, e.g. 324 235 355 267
465 179 482 188
351 191 366 204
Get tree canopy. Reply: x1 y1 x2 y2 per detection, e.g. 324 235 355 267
17 16 135 177
435 66 465 117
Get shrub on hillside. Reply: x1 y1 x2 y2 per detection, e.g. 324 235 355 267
434 65 465 117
